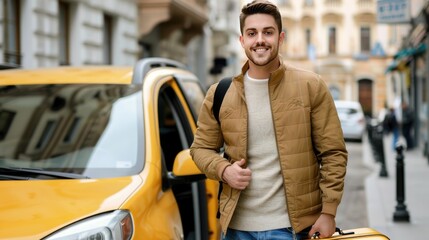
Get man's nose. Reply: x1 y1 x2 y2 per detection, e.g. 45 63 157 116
256 33 265 44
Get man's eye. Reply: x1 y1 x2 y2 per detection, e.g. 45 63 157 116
265 31 273 35
247 32 255 36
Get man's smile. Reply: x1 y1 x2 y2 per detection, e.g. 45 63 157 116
253 47 270 53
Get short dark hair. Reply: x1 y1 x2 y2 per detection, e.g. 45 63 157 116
239 0 282 34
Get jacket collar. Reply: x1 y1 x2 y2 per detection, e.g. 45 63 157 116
239 55 286 85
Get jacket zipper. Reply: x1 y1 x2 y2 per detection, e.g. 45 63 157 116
268 79 296 233
223 81 247 234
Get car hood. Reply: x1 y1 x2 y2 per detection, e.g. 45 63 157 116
0 176 142 240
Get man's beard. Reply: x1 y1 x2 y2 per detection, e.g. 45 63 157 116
245 43 278 66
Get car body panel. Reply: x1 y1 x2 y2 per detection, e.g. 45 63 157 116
118 161 183 240
140 68 197 165
335 100 366 141
0 176 142 239
0 61 219 240
140 70 220 239
0 67 133 85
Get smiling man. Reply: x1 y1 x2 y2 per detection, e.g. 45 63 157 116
190 1 348 239
240 10 283 77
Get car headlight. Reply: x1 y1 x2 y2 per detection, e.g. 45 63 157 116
44 210 133 240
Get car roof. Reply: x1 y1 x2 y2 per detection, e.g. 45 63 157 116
334 100 362 109
0 66 134 85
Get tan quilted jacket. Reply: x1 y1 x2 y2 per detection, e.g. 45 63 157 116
190 57 348 234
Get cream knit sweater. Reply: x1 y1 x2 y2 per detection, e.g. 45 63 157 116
229 72 291 231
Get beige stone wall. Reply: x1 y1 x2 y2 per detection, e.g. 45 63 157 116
271 0 406 117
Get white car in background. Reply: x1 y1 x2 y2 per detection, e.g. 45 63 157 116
334 100 366 142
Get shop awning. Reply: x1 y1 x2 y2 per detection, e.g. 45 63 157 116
393 43 427 60
385 60 400 73
386 43 427 73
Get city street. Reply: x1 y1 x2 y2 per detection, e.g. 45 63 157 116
336 139 372 230
334 132 429 239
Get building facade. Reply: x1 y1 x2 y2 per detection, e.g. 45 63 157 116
137 0 208 86
206 0 243 85
387 0 429 155
268 0 429 151
137 0 243 88
0 0 140 69
267 0 411 118
0 0 244 89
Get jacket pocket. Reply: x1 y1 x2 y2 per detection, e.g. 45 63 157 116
219 183 233 216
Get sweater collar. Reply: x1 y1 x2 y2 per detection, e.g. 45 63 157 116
239 56 286 84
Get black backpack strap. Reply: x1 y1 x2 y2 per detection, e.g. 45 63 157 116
212 77 232 219
213 77 232 124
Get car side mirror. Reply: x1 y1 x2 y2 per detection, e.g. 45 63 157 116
167 149 206 184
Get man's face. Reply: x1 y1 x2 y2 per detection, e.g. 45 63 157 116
240 14 284 67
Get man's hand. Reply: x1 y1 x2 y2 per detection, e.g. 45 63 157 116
222 159 252 190
308 214 336 238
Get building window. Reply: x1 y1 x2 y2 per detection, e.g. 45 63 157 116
63 117 80 143
3 0 21 65
389 25 397 45
304 0 314 7
277 0 290 6
36 120 57 149
325 0 342 7
328 26 336 54
306 29 311 48
360 26 371 52
59 1 71 65
0 110 15 141
306 28 316 60
329 86 340 100
103 14 114 64
358 0 373 7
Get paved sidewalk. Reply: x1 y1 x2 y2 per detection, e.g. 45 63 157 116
364 134 429 239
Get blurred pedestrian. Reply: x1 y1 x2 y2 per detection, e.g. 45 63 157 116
401 102 414 150
383 107 399 150
190 1 348 239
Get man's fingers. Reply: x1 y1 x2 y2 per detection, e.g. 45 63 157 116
235 158 246 167
224 159 252 190
235 180 250 190
239 168 252 176
231 170 251 189
308 226 317 238
237 174 251 183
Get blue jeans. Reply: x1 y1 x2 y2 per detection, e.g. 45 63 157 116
222 227 310 240
392 127 399 150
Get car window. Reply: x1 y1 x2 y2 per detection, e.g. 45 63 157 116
0 84 144 178
158 84 194 170
179 78 206 120
157 82 208 240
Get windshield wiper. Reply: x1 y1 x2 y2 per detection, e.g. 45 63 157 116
0 167 90 179
0 174 38 180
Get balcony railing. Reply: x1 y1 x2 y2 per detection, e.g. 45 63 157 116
323 0 343 15
357 0 376 13
4 51 22 66
325 0 342 8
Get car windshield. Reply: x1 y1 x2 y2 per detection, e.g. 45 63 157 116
337 107 358 115
0 84 143 179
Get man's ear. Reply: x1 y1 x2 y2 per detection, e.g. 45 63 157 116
279 31 285 45
239 35 244 47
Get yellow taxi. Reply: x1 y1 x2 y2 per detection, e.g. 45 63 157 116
0 58 220 240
